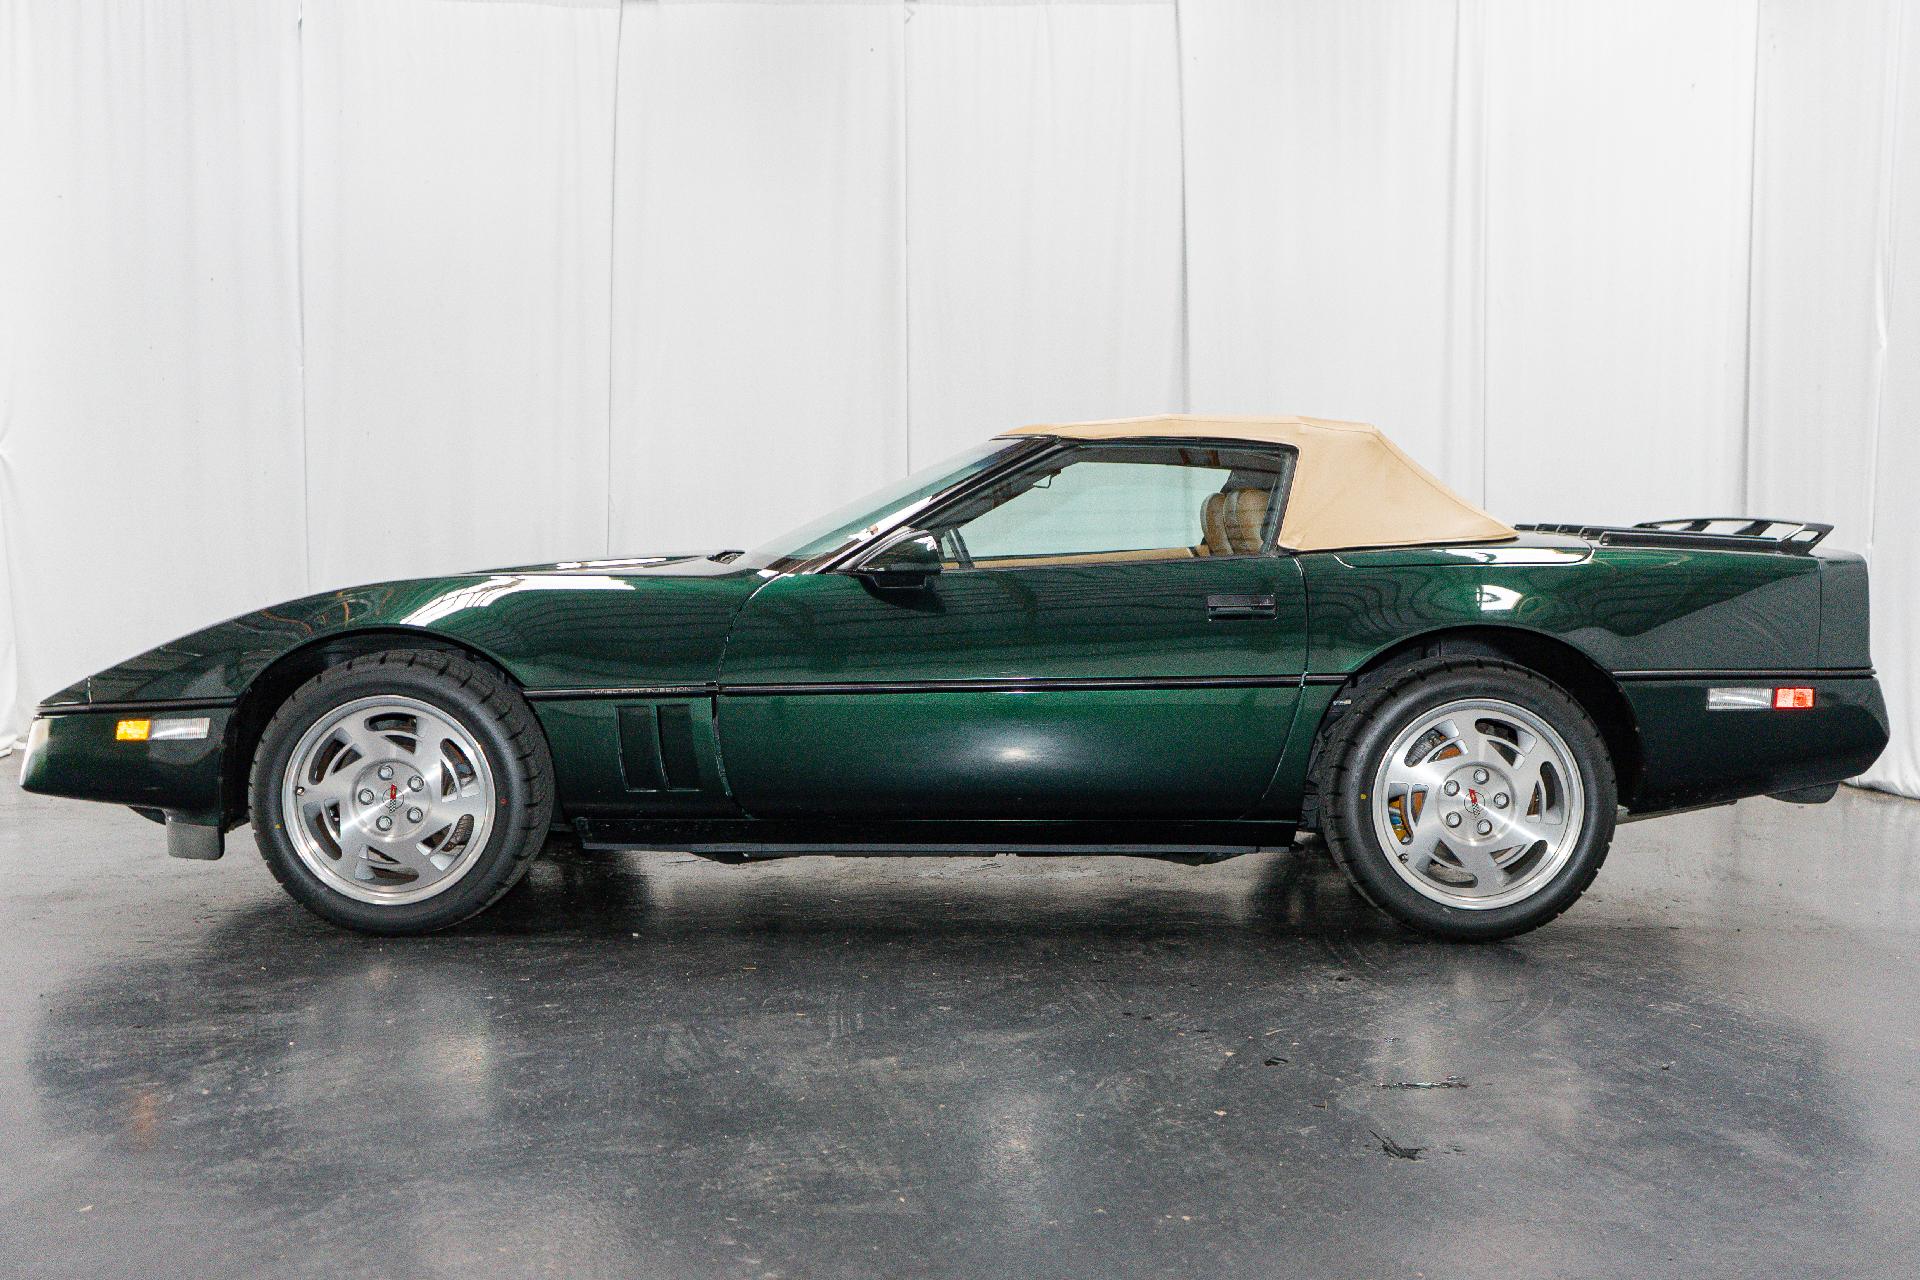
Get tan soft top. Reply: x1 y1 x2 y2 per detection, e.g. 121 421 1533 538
1001 414 1515 552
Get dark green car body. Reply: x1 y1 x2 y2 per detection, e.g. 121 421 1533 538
19 436 1890 862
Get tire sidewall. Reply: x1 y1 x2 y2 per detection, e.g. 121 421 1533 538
1330 665 1617 941
250 661 538 933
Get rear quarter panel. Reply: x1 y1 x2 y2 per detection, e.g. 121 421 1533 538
1296 541 1884 813
1301 543 1822 674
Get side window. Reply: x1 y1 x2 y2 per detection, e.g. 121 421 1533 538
923 445 1294 569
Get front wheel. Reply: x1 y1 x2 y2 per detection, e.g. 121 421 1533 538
248 649 554 934
1319 657 1616 941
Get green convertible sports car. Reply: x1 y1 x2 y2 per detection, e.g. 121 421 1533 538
19 416 1890 939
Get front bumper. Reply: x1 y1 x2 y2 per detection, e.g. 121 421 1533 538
19 705 233 820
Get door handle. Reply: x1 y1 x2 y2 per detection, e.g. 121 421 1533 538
1207 593 1278 621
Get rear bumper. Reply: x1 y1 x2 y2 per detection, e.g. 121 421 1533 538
18 705 232 820
1622 673 1889 812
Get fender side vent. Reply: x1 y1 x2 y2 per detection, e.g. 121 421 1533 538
618 704 702 792
655 703 701 790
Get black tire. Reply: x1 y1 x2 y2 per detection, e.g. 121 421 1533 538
1318 656 1616 942
248 649 554 934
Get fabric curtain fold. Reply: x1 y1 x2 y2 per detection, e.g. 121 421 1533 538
1180 0 1484 500
607 0 908 555
905 0 1184 466
300 0 620 590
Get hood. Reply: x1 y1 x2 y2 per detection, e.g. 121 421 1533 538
490 551 740 576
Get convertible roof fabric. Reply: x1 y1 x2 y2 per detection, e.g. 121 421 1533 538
1002 414 1517 552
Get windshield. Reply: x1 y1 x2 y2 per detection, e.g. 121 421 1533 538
746 439 1027 565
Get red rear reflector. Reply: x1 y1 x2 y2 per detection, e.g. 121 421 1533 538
1774 686 1815 709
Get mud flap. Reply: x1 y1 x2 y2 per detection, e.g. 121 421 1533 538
164 813 226 860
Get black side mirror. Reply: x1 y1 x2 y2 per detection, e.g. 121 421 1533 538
857 530 943 590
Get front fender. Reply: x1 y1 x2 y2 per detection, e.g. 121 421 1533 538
57 571 757 709
25 568 761 828
71 580 476 707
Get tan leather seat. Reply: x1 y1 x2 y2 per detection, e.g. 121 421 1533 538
1202 488 1269 555
1225 488 1269 552
1201 492 1231 555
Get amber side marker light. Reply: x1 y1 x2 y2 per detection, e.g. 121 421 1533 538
115 716 210 742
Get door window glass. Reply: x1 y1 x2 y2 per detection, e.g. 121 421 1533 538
923 445 1294 568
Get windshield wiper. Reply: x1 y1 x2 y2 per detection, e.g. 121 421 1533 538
708 549 745 563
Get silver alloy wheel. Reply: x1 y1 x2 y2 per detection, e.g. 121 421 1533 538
1369 697 1586 910
280 695 497 906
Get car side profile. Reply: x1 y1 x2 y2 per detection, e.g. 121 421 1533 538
19 415 1890 940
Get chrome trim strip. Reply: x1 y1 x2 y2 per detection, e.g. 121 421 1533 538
35 696 239 716
1614 667 1874 682
721 674 1307 697
525 684 716 701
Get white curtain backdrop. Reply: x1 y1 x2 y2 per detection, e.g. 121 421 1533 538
0 0 308 740
1181 0 1482 487
1864 0 1920 794
302 0 620 588
609 0 907 553
1 0 1915 798
905 0 1185 463
1481 0 1759 520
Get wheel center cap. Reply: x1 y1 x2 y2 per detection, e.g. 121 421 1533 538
1465 787 1482 815
350 762 428 830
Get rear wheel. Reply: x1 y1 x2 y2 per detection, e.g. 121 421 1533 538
1319 657 1615 941
249 649 553 934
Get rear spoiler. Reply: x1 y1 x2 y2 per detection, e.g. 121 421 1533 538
1515 517 1833 556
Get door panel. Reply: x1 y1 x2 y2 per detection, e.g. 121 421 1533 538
718 557 1307 820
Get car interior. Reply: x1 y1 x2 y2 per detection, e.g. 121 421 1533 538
929 448 1293 571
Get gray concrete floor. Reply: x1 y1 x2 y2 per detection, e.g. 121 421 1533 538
2 772 1918 1280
